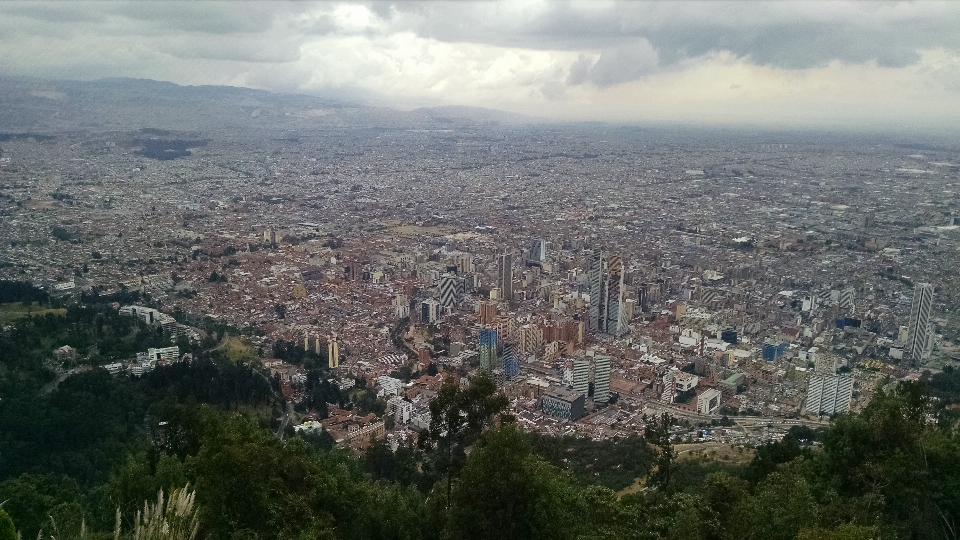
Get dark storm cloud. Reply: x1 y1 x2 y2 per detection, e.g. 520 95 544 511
375 1 960 73
3 1 957 81
567 41 659 87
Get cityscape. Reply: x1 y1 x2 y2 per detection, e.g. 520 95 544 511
2 2 959 539
2 77 958 450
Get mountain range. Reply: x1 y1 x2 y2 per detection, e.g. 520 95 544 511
0 76 543 133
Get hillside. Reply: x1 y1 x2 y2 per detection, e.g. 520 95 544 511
0 76 543 133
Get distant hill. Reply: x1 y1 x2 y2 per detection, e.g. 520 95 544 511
409 105 544 125
0 76 543 133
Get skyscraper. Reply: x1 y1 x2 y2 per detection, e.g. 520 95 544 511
907 283 934 363
439 273 464 309
420 299 441 323
517 323 543 353
588 249 628 336
573 359 590 397
479 302 498 325
498 253 513 305
806 372 853 415
479 328 498 373
528 238 546 262
593 355 611 403
500 342 518 380
328 335 340 369
839 287 856 314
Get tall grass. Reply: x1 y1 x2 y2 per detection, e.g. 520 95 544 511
36 486 199 540
129 487 199 540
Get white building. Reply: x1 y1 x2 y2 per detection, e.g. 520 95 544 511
377 376 404 397
806 373 854 415
697 388 723 414
386 396 414 425
148 346 180 362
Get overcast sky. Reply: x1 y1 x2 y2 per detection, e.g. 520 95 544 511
1 1 959 129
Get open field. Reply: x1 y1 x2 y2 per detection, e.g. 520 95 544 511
675 442 754 464
218 335 259 363
0 302 66 325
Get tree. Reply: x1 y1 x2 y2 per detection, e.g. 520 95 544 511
0 509 15 540
446 424 582 540
732 468 819 540
426 373 507 509
645 413 677 490
743 436 807 485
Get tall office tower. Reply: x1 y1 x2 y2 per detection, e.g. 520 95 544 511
638 284 649 313
806 373 853 415
328 335 340 369
906 283 934 363
817 290 833 306
439 273 464 309
502 353 520 380
420 299 440 324
498 253 514 305
839 287 856 314
528 238 546 262
573 359 590 397
479 328 498 373
454 253 475 274
660 370 675 404
479 302 498 325
588 249 628 336
593 355 612 403
393 294 410 319
500 343 518 380
517 323 543 354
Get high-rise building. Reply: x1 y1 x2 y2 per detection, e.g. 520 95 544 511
479 302 498 325
498 253 514 305
392 294 410 319
593 355 611 403
573 359 590 397
517 323 543 354
328 336 340 369
500 343 518 379
439 273 464 309
839 287 856 314
502 353 520 380
906 283 934 363
528 238 546 262
479 328 498 373
637 284 649 313
660 370 675 404
806 372 853 415
420 299 440 324
588 249 628 337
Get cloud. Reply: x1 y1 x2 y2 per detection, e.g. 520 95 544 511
0 1 958 129
566 40 659 87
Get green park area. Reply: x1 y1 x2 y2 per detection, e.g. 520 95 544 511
0 301 66 325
